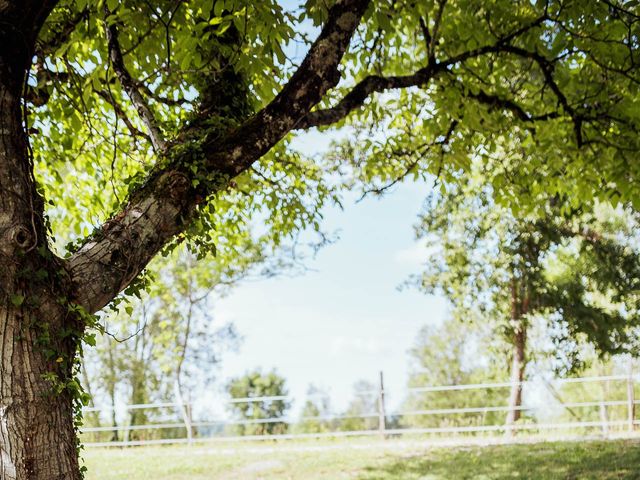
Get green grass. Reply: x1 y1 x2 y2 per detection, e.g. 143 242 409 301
83 437 640 479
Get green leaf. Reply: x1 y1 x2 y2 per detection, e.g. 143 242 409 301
10 295 25 307
106 0 119 12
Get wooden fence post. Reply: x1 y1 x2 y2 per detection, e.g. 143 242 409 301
378 371 386 438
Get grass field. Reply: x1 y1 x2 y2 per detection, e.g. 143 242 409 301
84 437 640 479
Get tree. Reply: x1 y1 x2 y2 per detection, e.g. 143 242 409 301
2 1 639 477
295 385 333 434
226 369 290 436
338 380 379 432
401 319 509 430
82 247 242 442
550 353 638 434
411 168 640 429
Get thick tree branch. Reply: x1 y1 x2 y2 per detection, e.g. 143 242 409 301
66 0 371 313
297 12 550 129
0 1 60 90
208 0 371 169
105 14 167 152
296 67 436 129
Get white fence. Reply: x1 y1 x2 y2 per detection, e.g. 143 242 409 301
81 372 639 447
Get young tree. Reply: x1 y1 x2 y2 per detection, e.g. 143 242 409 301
2 1 639 476
412 169 640 428
82 271 239 442
295 385 333 434
551 354 638 433
338 380 379 432
226 369 290 436
401 319 508 429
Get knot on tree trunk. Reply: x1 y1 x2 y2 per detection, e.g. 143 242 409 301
161 170 191 203
8 224 33 250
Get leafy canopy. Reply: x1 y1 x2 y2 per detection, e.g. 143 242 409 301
411 164 640 371
32 0 640 268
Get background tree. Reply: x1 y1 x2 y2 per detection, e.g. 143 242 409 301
81 246 243 442
549 353 639 435
295 385 334 434
226 369 290 436
2 0 640 476
401 319 509 430
338 380 379 432
410 166 640 428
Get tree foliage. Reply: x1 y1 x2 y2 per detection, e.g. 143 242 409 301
295 385 334 434
411 166 640 372
2 0 640 476
82 246 242 442
325 1 640 213
337 380 380 432
29 0 640 301
401 319 511 429
226 369 290 435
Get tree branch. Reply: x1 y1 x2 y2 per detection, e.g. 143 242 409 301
66 0 371 313
25 61 70 106
135 81 188 107
461 86 560 123
297 11 550 129
104 12 167 152
94 89 153 142
359 119 458 199
35 6 88 56
500 45 583 145
296 67 436 129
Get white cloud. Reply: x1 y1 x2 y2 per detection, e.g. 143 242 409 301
329 335 386 357
393 242 437 266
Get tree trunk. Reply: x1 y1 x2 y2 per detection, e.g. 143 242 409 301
0 68 82 479
505 325 526 428
504 272 529 437
0 307 80 480
105 345 119 443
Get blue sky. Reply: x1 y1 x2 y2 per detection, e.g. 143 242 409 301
208 3 449 415
213 131 449 413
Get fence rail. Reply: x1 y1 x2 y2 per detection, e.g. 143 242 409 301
81 372 639 447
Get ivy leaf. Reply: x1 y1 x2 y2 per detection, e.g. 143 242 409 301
10 294 25 307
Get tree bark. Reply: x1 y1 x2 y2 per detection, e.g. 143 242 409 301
505 324 526 427
65 0 372 315
505 275 528 435
0 307 80 480
0 6 83 472
0 68 81 479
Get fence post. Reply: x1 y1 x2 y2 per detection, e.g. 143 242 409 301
627 359 635 433
378 371 386 438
